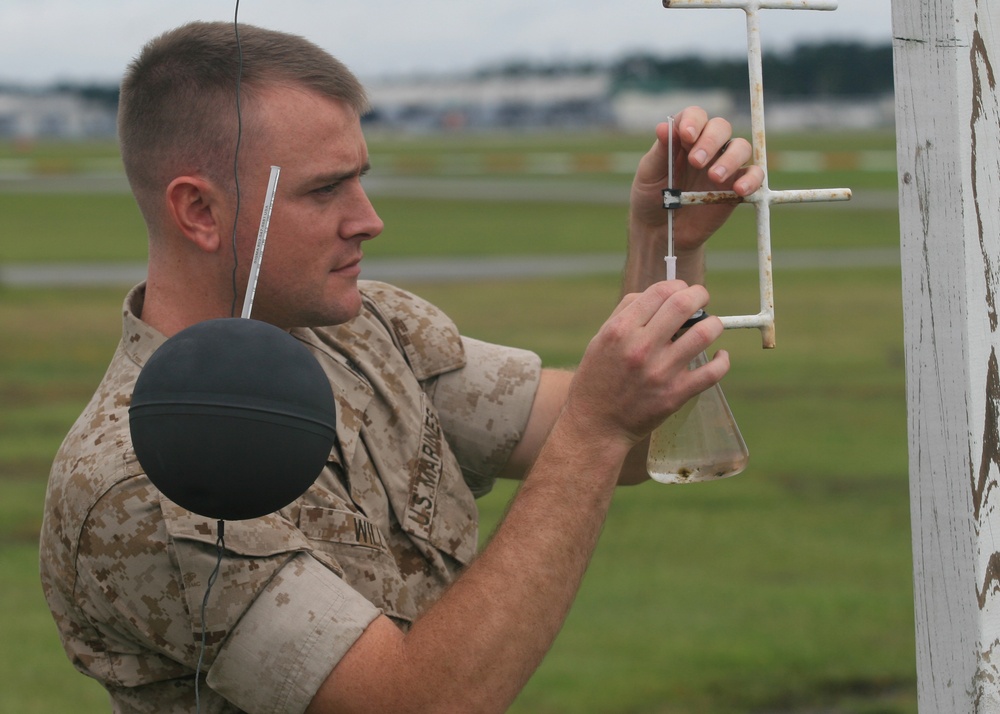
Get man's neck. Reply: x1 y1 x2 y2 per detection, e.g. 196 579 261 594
141 268 234 338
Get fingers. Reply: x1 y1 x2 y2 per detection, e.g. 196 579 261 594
572 283 729 444
680 118 746 179
616 281 709 332
615 283 721 378
656 107 763 195
685 346 732 396
733 164 765 197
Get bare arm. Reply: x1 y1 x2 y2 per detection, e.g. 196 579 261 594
306 281 728 714
497 368 651 486
623 107 762 293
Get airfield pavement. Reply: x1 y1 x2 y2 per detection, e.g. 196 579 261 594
0 174 899 288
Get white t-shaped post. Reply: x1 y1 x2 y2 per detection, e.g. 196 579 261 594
662 0 851 348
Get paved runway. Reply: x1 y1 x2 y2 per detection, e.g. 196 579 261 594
0 247 900 288
0 173 899 209
1 173 899 287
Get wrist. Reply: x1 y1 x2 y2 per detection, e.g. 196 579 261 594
625 229 668 269
624 220 707 291
551 403 638 469
627 209 668 243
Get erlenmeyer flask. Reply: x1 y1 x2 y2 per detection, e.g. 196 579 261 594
646 346 749 484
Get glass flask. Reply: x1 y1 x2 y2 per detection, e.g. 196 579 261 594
646 322 749 484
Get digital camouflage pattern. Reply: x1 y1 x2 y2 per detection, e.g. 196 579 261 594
39 281 541 713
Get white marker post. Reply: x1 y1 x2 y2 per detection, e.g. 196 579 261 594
894 0 1000 709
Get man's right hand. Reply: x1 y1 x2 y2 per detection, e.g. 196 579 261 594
564 280 728 450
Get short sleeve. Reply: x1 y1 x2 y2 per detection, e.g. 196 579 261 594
426 337 542 496
208 552 381 714
72 483 381 712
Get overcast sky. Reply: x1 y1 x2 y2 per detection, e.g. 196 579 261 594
2 0 892 86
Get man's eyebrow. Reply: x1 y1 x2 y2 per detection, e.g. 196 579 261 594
310 162 372 186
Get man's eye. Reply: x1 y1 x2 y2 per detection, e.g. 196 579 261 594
314 183 340 195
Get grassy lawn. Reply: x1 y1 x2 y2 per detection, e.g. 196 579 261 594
414 269 912 713
0 192 898 264
0 131 912 712
0 268 912 713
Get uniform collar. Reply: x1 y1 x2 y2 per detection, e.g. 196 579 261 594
121 283 168 369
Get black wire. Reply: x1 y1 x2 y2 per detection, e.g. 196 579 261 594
195 9 242 711
229 0 244 318
195 521 226 713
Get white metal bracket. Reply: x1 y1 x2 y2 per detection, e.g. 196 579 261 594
662 0 852 348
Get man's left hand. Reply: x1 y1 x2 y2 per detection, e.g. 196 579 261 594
629 106 764 256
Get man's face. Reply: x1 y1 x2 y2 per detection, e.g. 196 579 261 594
232 85 383 328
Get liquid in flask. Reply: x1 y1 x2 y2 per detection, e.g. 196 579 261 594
647 350 749 484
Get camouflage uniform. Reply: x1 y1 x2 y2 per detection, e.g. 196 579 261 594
39 281 541 713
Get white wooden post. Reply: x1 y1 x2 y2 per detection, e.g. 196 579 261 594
894 0 1000 709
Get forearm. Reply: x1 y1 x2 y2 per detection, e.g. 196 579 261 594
501 368 650 486
407 416 627 709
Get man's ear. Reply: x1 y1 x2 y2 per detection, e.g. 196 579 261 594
165 176 226 253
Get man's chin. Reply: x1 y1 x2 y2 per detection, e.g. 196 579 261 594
315 288 363 327
262 297 362 331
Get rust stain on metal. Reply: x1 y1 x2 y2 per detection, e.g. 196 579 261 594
683 192 744 206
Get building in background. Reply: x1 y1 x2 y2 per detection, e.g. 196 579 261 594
0 42 895 140
0 88 116 139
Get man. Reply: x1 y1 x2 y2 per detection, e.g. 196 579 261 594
39 21 763 714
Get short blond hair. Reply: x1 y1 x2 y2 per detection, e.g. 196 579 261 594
118 21 369 221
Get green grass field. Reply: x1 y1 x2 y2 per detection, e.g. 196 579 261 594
0 130 911 713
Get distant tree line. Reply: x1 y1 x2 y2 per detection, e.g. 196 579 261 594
478 41 894 98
